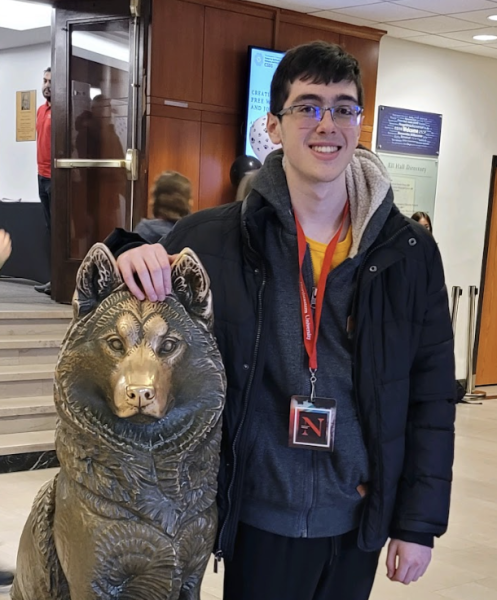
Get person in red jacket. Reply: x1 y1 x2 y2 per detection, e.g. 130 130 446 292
34 67 52 295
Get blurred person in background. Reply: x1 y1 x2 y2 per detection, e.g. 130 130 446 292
411 211 433 234
34 67 52 295
235 170 259 202
134 171 192 243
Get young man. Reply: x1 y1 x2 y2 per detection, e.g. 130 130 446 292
34 67 52 295
108 41 455 600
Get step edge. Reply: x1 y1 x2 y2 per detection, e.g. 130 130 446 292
0 430 56 455
0 405 56 417
0 311 72 320
0 339 63 349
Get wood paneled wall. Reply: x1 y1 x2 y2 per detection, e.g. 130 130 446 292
147 0 385 213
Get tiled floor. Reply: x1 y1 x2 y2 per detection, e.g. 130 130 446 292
2 399 497 599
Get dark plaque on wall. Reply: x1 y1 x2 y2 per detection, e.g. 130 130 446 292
376 106 442 157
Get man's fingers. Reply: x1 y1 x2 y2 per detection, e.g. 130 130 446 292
417 560 430 580
162 253 179 295
132 256 157 301
386 541 398 579
117 256 145 301
143 244 174 298
387 541 432 585
145 252 167 301
116 245 175 301
391 557 410 584
400 565 417 585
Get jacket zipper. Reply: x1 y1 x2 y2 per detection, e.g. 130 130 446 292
351 224 410 534
214 225 267 568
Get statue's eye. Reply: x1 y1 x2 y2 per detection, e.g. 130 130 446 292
159 339 178 356
107 337 125 353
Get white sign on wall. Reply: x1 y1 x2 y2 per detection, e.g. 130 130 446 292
378 152 438 222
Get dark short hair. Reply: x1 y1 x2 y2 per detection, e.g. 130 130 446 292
44 67 51 74
270 41 363 115
411 211 433 233
151 171 192 221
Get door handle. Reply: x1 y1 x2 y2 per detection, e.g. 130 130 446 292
54 148 138 181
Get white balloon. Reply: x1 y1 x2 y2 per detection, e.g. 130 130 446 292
249 116 281 164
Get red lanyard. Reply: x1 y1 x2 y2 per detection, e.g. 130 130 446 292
295 201 350 372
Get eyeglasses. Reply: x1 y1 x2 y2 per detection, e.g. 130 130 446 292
276 104 363 128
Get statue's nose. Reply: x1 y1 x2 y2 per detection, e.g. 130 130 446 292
125 385 156 407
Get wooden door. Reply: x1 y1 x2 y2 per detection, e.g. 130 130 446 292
476 162 497 385
51 0 149 303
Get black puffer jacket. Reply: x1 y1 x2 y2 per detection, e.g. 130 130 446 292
108 181 456 561
153 192 456 560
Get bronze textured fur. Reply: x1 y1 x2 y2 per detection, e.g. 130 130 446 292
12 244 226 600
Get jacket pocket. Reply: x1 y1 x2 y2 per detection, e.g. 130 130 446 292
242 408 308 510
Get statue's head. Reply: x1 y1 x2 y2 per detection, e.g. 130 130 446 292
55 244 225 446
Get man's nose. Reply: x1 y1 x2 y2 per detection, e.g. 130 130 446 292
315 109 337 133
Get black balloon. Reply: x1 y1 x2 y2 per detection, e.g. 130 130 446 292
230 155 262 187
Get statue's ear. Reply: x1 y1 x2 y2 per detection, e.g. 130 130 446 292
72 243 123 319
170 248 213 331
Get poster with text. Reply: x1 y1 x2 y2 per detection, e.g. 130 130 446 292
16 90 36 142
377 106 442 157
245 48 283 162
378 153 438 223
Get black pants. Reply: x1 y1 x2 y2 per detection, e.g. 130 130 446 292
223 523 380 600
38 175 51 232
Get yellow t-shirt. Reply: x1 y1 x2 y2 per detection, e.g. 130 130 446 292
306 226 352 285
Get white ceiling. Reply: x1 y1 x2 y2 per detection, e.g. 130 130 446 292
0 26 50 51
252 0 497 59
5 1 497 59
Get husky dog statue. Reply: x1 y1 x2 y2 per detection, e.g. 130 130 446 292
12 244 226 600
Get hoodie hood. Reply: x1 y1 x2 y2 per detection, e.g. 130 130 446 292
250 148 393 257
345 148 392 256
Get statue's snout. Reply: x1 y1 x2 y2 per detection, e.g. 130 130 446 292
125 385 156 408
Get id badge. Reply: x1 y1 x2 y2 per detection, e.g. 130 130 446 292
288 395 337 451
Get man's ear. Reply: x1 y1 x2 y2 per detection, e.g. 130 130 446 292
170 248 213 332
72 243 123 319
266 111 282 146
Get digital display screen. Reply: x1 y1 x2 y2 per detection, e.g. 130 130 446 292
245 46 284 163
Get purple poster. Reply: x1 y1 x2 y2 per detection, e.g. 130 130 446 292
376 106 442 157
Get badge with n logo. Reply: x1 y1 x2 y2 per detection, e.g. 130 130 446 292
288 395 337 451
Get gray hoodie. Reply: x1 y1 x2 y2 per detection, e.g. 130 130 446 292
240 149 393 538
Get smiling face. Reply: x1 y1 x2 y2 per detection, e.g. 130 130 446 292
267 79 362 189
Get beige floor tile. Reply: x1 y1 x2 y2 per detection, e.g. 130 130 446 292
201 592 222 600
476 577 497 592
437 582 497 599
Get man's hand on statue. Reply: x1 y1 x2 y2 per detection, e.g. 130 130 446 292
0 229 12 269
117 244 177 302
386 539 432 585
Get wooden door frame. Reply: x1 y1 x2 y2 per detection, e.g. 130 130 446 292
474 156 497 384
50 0 150 304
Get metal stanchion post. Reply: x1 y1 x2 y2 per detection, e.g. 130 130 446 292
450 286 462 336
464 285 486 403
